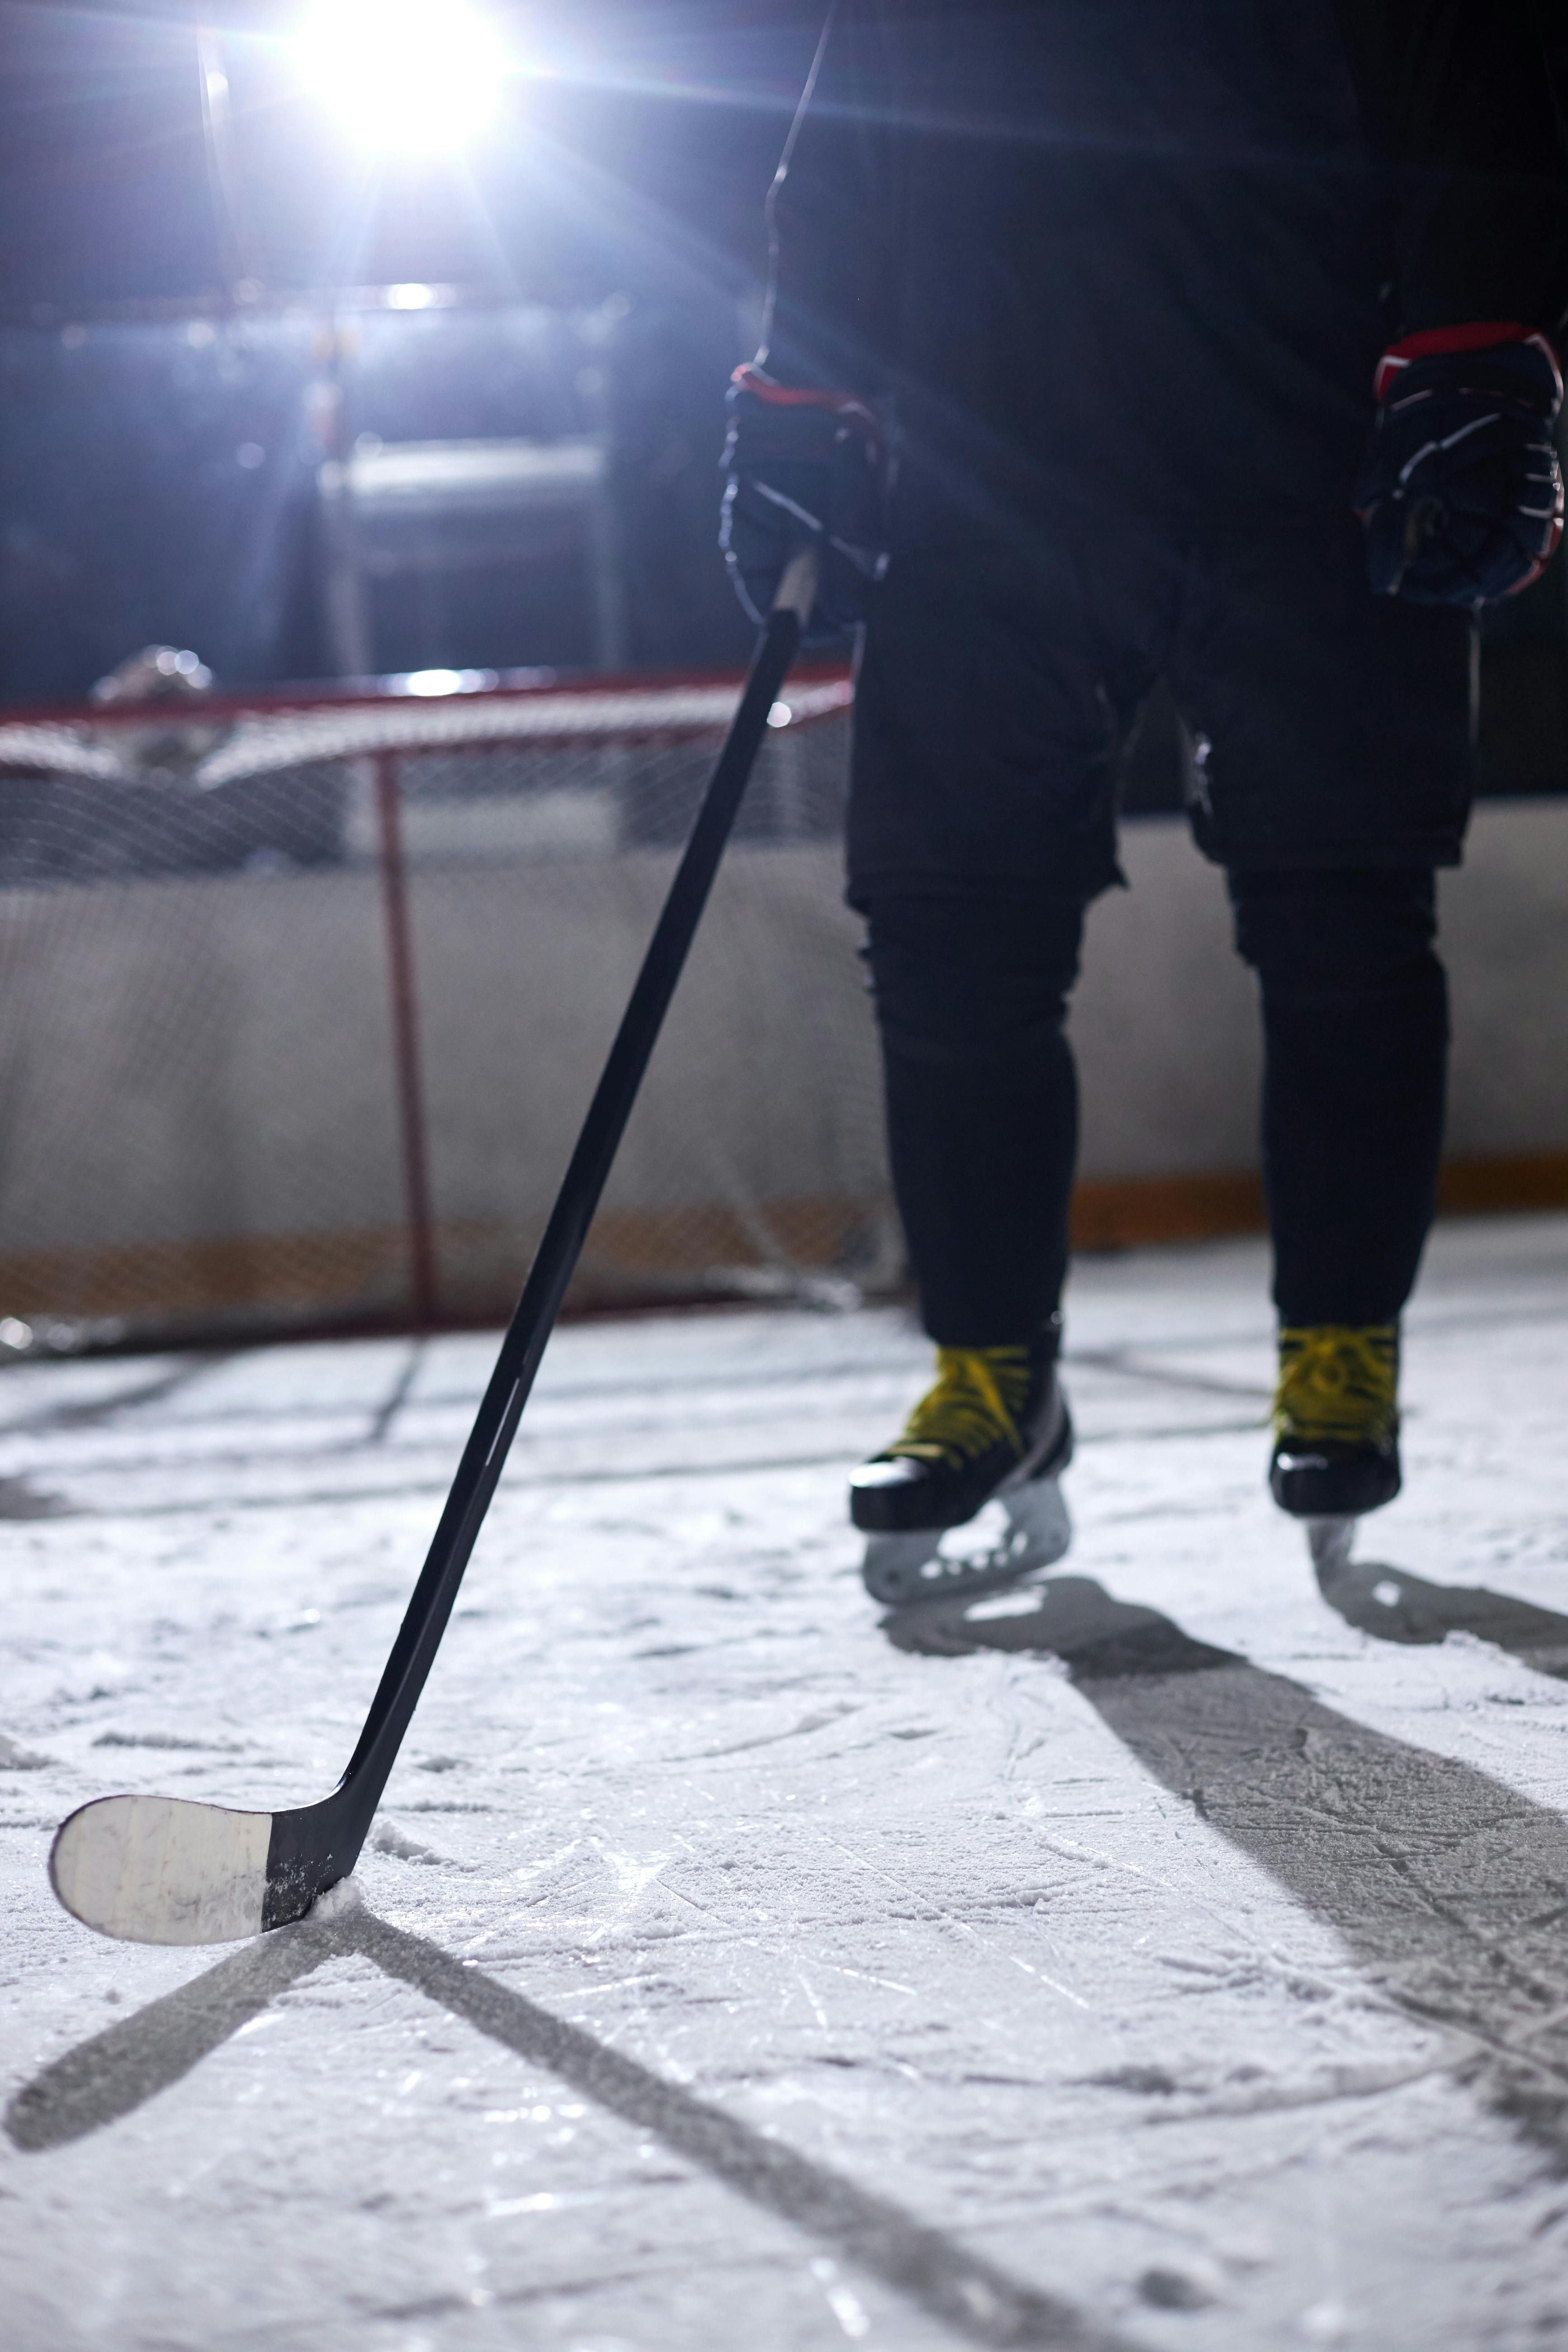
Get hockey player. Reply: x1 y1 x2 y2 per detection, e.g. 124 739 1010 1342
722 3 1568 1603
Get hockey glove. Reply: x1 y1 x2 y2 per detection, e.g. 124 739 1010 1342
1356 323 1563 606
720 364 886 641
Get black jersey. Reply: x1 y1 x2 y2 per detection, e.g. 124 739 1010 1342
762 1 1568 535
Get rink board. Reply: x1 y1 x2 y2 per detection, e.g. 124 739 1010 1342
2 799 1568 1330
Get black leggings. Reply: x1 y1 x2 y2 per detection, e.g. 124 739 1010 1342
863 868 1446 1343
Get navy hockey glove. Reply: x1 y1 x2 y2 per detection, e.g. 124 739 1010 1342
720 364 886 642
1356 324 1563 606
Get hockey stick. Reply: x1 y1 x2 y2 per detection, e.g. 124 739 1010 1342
49 550 820 1946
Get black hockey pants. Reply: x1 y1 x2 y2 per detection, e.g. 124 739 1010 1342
863 868 1447 1343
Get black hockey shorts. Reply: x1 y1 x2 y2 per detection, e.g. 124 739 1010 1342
846 513 1475 903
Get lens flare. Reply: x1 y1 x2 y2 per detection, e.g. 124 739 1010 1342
293 0 506 153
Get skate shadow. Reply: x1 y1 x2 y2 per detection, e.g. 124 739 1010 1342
1313 1553 1568 1679
5 1894 1132 2352
884 1576 1568 2161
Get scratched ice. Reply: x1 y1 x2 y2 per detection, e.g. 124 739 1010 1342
5 1215 1568 2349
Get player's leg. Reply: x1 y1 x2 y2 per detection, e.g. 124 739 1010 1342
850 886 1082 1595
1230 866 1446 1517
843 542 1124 1601
866 888 1082 1350
1170 512 1473 1549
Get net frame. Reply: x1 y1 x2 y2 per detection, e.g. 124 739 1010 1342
0 664 889 1354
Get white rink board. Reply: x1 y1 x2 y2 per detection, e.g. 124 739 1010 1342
3 1214 1568 2348
4 798 1568 1281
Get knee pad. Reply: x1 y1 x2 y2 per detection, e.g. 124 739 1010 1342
1228 868 1440 1007
862 892 1087 1068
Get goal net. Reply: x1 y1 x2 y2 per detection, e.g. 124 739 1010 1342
0 667 896 1351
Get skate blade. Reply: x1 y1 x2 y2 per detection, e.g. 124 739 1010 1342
862 1477 1072 1608
1306 1516 1356 1579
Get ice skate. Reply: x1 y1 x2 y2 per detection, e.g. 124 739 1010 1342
850 1326 1073 1607
1305 1514 1358 1579
1270 1324 1400 1570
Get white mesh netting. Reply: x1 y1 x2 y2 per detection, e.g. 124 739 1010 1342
0 670 896 1349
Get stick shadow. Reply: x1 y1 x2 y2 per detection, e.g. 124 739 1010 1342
884 1575 1568 2162
6 1894 1132 2352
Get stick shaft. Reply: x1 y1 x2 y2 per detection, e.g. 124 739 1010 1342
331 568 814 1831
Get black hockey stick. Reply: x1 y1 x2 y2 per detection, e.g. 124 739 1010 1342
49 550 820 1945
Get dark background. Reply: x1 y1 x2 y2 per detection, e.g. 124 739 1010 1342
0 0 1562 806
0 1 823 697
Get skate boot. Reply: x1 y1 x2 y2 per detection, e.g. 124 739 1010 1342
850 1322 1073 1606
1269 1323 1400 1574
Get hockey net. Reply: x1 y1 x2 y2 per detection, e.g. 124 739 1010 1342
0 667 897 1351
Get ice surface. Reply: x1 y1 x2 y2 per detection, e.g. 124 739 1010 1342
5 1217 1568 2347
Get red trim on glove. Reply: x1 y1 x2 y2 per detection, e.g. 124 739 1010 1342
731 363 883 454
1374 322 1562 404
1516 518 1564 597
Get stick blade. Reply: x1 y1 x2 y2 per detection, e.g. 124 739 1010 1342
51 1794 273 1945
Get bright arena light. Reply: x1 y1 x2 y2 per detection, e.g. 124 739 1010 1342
293 0 506 153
